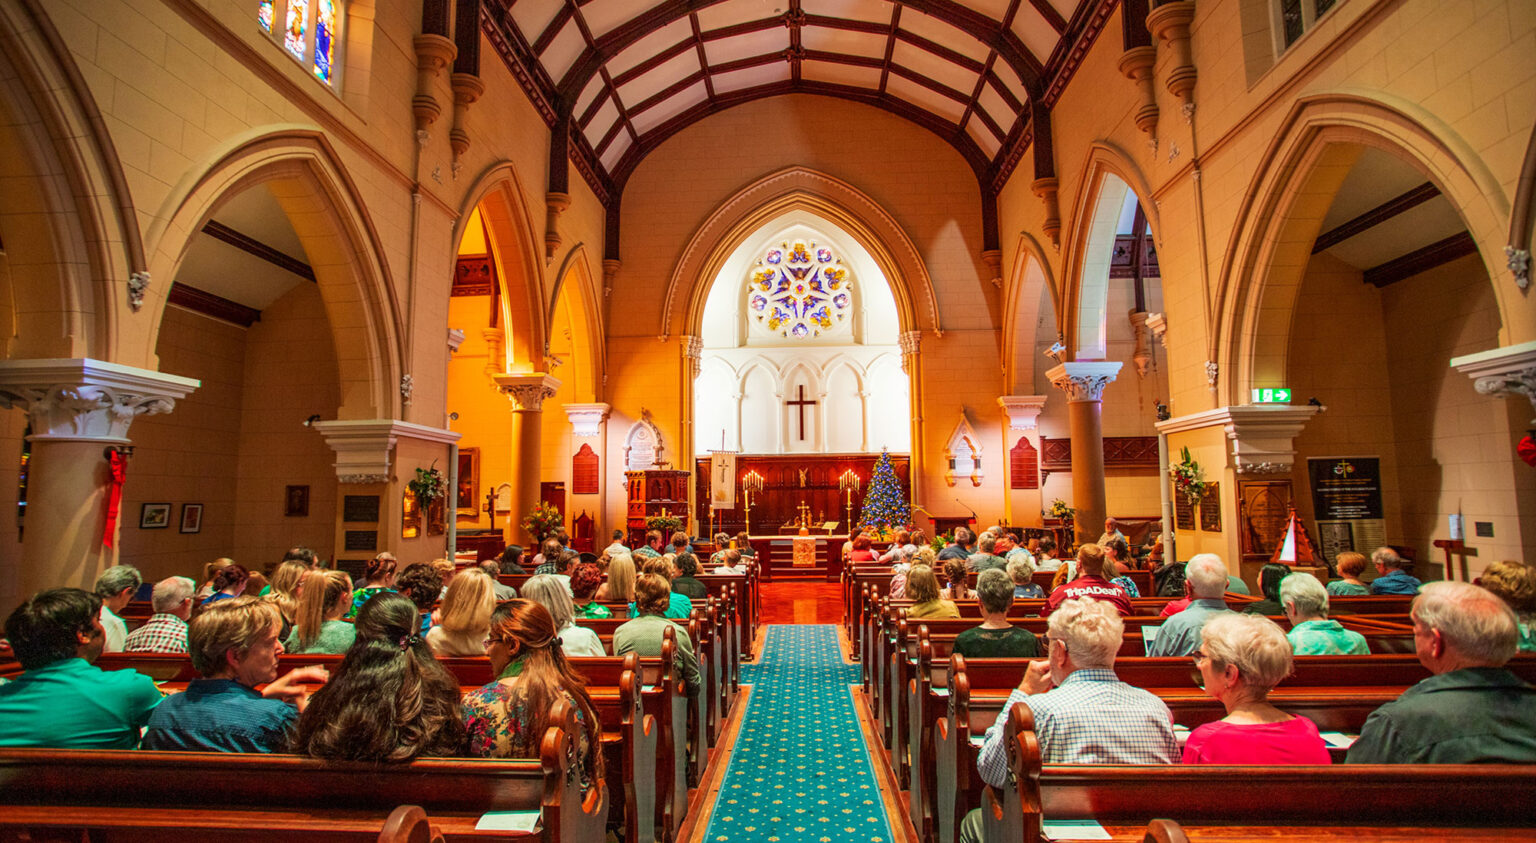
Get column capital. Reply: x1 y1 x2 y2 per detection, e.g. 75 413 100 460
681 335 703 380
310 419 460 483
0 358 199 443
1046 361 1122 403
1451 340 1536 423
1156 404 1321 475
494 373 560 411
563 402 611 437
997 395 1049 431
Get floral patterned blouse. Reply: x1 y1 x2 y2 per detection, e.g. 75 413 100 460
462 673 596 786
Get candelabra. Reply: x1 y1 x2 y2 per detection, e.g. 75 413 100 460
839 469 862 532
741 471 764 536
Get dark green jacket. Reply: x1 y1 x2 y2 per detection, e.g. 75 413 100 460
1347 667 1536 763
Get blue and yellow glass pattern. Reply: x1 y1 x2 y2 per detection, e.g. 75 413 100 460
314 0 336 84
284 0 309 62
746 240 852 339
257 0 274 33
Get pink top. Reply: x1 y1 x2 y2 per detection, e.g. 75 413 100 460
1181 715 1332 765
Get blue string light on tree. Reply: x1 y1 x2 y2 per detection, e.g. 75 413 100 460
857 449 908 540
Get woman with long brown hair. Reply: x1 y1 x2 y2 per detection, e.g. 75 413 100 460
284 569 355 654
293 592 465 762
463 600 604 782
264 560 307 640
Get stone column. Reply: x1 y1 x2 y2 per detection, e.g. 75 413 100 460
1046 362 1122 545
900 330 924 506
0 359 199 604
495 373 560 544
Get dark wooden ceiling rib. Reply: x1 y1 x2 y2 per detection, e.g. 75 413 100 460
167 282 262 327
986 71 1024 113
1363 230 1477 288
577 86 610 128
627 70 710 117
608 32 698 88
1042 0 1112 106
887 63 974 106
958 0 1021 144
484 6 559 123
1312 182 1441 253
703 49 883 82
878 5 901 93
788 2 805 83
200 220 315 281
532 4 575 55
1028 0 1068 33
593 114 627 157
894 28 987 74
802 13 889 36
689 12 716 99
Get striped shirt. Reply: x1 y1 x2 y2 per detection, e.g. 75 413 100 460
123 613 189 654
976 668 1177 787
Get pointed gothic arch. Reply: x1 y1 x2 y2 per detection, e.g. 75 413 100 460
1216 92 1517 405
453 161 548 370
666 166 941 341
1058 144 1162 361
142 128 403 419
1001 231 1061 393
548 242 605 403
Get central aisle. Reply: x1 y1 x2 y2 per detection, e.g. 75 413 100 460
703 625 893 843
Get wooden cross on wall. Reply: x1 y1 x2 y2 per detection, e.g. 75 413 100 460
786 384 818 442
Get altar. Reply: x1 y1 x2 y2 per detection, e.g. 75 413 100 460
694 453 910 536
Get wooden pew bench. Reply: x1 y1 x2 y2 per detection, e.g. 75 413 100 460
0 715 605 843
978 704 1536 843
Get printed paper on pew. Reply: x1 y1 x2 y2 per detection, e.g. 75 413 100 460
1320 731 1357 749
1041 819 1112 840
476 810 542 832
1141 625 1160 656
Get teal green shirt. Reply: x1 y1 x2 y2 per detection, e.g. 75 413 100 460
0 658 162 748
1326 580 1369 596
283 619 357 655
1287 619 1370 655
1518 621 1536 653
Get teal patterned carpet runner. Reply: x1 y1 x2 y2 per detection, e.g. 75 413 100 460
703 624 894 843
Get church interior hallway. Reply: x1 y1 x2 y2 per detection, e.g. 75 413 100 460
758 582 843 625
697 625 896 843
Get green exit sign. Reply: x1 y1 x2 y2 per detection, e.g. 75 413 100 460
1251 388 1292 403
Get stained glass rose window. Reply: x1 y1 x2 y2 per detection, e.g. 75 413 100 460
746 240 852 338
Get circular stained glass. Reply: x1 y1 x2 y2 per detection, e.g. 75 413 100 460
745 240 853 339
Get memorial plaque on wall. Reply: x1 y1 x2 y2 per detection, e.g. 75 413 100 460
343 495 381 523
1010 437 1039 490
1174 489 1195 531
344 530 378 551
1199 483 1221 532
572 443 600 495
1308 457 1383 520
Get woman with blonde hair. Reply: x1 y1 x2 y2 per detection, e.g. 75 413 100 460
284 570 356 654
1479 561 1536 652
596 552 635 603
464 600 605 783
427 569 495 656
906 565 959 619
265 560 308 640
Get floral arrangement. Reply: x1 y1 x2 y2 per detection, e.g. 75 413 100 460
1046 499 1075 524
646 514 683 536
522 501 564 541
1171 446 1207 505
408 462 447 504
929 531 952 553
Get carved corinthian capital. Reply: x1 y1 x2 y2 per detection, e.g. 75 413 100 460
0 358 199 442
899 330 921 374
1046 362 1123 403
495 373 561 411
682 335 703 380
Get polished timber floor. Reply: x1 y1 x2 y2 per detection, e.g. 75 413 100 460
758 582 843 625
701 623 892 843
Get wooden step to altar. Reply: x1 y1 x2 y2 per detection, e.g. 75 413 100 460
765 566 832 582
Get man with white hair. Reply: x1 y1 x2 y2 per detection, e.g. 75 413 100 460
123 577 196 654
1347 581 1536 763
961 597 1177 843
1280 572 1368 655
1368 546 1421 595
1146 554 1232 657
93 565 142 653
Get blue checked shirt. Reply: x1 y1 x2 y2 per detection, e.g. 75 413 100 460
976 668 1178 787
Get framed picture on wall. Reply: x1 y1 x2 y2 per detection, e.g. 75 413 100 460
180 503 204 534
140 503 171 529
456 448 479 516
285 485 310 517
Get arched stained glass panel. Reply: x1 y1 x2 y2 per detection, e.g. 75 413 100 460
746 240 853 339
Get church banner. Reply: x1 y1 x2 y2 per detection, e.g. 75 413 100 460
709 451 737 510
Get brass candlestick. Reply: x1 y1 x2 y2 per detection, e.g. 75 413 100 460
839 469 862 532
741 471 764 536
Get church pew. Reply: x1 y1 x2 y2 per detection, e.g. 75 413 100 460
0 712 605 843
91 650 681 843
979 703 1536 843
922 653 1536 843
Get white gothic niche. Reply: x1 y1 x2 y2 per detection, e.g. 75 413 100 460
945 414 984 487
695 214 910 456
624 415 665 471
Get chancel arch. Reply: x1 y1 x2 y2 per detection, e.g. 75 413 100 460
452 163 549 371
693 214 909 458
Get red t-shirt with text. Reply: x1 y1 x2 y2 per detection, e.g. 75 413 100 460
1045 575 1133 615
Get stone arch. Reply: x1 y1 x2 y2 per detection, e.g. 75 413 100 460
142 128 403 419
1001 231 1061 393
0 1 144 362
548 242 605 403
453 162 547 369
1058 144 1162 360
667 166 941 341
1217 92 1519 405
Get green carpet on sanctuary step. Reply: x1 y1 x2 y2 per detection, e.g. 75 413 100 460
703 624 893 843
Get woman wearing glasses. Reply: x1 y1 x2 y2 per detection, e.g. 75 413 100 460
1183 613 1330 764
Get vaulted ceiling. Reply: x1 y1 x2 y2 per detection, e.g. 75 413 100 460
485 0 1120 201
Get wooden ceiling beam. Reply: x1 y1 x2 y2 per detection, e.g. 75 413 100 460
531 4 576 56
1312 182 1441 254
1362 231 1477 288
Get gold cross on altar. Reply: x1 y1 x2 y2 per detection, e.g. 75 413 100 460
797 500 811 527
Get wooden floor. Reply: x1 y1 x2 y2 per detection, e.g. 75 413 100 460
757 581 842 625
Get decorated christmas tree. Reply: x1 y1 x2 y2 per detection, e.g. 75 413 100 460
858 449 909 534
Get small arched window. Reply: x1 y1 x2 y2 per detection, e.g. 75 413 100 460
1276 0 1337 50
259 0 343 86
